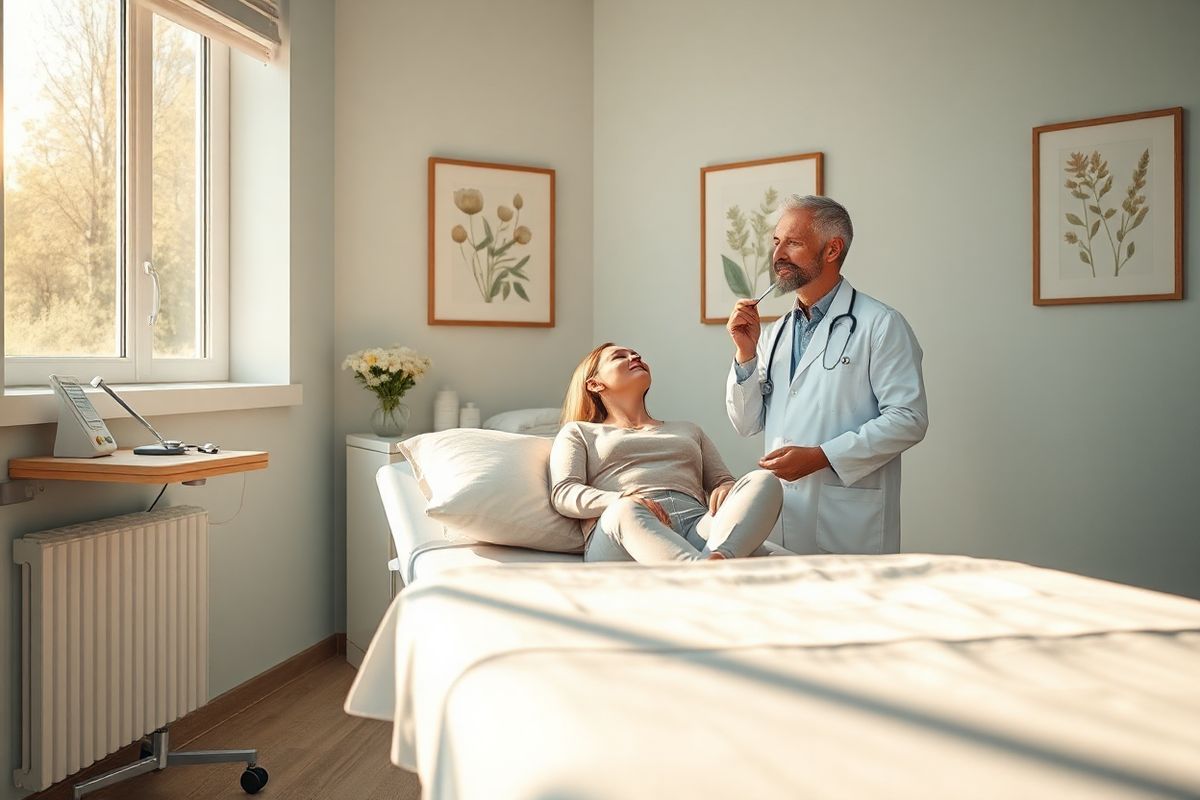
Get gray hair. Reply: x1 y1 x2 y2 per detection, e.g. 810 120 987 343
781 195 854 263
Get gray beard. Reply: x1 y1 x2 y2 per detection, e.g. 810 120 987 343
773 260 821 293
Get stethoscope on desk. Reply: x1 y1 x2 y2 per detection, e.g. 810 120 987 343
760 288 858 396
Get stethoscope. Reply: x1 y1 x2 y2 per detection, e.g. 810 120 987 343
760 289 858 396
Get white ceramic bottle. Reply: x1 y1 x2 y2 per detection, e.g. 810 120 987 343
459 402 481 428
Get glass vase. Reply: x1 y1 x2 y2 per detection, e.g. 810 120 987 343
370 401 410 438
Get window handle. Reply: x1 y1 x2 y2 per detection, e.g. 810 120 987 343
144 260 161 327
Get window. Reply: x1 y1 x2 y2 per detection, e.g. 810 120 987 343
3 0 228 386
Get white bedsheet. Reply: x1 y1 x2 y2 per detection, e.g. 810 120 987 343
345 554 1200 799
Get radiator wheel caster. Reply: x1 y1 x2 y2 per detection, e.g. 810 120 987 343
240 766 269 794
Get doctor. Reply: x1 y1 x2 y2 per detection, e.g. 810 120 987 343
725 195 927 554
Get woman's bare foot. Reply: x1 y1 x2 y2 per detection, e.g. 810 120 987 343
705 552 727 561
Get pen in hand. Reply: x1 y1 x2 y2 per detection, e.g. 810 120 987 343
751 280 778 304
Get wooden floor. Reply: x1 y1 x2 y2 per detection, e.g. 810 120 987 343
89 658 422 800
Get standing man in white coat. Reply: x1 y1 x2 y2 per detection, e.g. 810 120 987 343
726 195 927 554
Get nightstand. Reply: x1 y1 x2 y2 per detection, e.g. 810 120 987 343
345 433 408 668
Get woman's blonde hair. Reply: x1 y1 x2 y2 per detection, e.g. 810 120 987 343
561 342 616 424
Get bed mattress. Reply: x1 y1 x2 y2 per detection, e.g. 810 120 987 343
407 541 581 582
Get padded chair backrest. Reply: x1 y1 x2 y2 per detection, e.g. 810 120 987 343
376 461 447 576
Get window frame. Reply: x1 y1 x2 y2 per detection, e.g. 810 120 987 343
2 0 230 387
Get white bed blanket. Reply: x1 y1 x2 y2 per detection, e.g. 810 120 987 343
345 554 1200 799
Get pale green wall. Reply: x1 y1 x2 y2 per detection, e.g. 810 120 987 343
0 1 335 797
593 0 1200 598
332 0 595 628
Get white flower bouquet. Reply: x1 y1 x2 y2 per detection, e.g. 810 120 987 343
342 345 432 413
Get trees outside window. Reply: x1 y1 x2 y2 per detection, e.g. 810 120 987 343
3 0 226 384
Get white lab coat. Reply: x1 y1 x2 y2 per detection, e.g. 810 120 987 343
726 279 928 554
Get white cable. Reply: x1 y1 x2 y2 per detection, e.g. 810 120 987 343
209 472 248 526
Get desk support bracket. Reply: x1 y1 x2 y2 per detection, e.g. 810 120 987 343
0 480 42 505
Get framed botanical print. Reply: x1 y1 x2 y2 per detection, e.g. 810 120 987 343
428 157 555 326
1033 107 1183 305
700 152 824 324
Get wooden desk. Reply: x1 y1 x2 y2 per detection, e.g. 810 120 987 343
8 449 268 485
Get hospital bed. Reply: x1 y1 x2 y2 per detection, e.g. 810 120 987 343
347 461 1200 800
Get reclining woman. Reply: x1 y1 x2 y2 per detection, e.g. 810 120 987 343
551 343 783 563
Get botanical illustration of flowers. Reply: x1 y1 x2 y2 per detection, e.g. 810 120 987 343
450 188 533 303
1062 148 1150 277
722 187 778 297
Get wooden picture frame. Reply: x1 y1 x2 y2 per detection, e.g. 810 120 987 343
1033 107 1183 306
700 152 824 324
428 157 556 327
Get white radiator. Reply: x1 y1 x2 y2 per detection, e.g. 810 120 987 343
12 506 209 792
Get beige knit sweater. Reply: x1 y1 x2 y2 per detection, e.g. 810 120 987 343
549 420 735 534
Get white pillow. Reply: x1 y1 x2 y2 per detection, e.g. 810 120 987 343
482 407 562 434
397 429 583 553
520 422 562 438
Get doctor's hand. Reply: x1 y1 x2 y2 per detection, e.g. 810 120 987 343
707 480 737 515
758 446 831 482
726 299 762 365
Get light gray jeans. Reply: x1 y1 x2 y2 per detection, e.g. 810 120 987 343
585 470 783 563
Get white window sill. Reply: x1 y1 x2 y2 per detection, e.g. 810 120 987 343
0 382 303 427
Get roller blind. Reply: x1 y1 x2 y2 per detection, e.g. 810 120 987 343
136 0 281 62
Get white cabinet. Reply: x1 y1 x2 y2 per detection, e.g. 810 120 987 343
346 433 407 668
